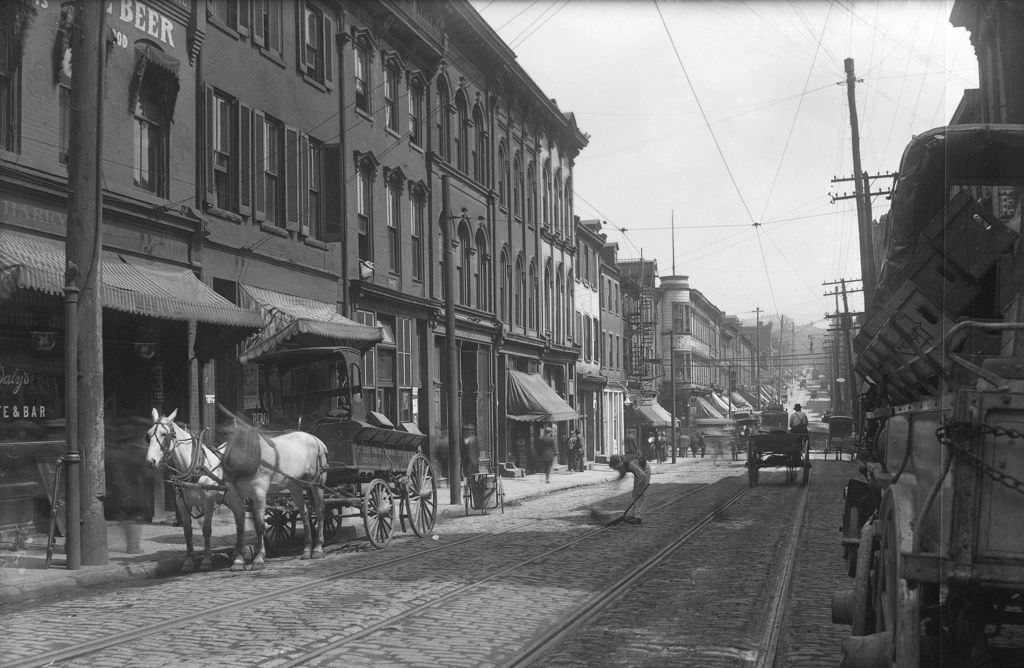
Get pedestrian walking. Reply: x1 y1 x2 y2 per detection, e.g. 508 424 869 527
608 453 651 524
536 426 557 483
568 429 584 472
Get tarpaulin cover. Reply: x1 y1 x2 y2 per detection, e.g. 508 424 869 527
239 284 382 362
631 401 673 427
506 370 579 422
0 228 261 328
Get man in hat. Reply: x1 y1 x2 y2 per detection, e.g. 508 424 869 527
789 403 809 435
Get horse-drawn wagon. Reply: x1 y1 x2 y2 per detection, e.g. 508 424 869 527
822 414 855 461
746 430 810 486
250 346 438 552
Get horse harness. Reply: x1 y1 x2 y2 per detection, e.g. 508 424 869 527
148 421 229 493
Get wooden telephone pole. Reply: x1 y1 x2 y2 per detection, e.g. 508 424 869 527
823 279 862 425
65 0 109 566
842 58 878 304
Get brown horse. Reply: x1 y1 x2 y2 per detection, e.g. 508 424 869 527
145 409 246 572
221 422 328 570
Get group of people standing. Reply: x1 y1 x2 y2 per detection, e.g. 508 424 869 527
534 426 587 482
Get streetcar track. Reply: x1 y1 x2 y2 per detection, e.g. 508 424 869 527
505 485 753 667
754 467 812 668
11 483 713 667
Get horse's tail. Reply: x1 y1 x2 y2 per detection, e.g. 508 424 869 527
222 426 263 481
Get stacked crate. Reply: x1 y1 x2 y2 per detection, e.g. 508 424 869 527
858 192 1018 403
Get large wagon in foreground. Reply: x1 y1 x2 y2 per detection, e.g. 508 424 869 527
250 346 438 551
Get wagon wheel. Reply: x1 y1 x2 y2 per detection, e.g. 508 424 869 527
312 506 343 543
263 507 295 556
404 453 437 536
873 493 921 666
362 478 396 548
851 521 876 636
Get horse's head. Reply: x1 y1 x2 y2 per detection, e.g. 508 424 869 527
145 408 180 469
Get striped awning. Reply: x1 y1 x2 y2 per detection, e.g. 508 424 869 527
238 284 382 362
506 370 579 422
693 396 724 419
631 401 673 427
0 228 261 328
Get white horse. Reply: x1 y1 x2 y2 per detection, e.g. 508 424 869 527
145 409 246 572
221 421 328 571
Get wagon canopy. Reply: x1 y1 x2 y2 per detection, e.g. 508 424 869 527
238 284 382 363
506 370 579 422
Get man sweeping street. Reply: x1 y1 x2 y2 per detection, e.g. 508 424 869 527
607 453 651 525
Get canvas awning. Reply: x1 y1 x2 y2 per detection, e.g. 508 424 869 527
730 392 753 409
711 392 732 413
693 396 723 419
632 401 673 427
0 228 261 329
238 284 382 362
506 370 579 422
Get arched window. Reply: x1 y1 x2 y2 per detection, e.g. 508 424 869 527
526 161 536 225
555 267 565 342
512 151 523 219
497 141 508 210
437 78 451 162
473 104 486 183
564 177 573 238
544 262 553 334
513 255 524 327
499 250 510 323
528 261 538 331
475 230 489 311
459 223 472 306
554 169 563 235
455 90 468 172
542 161 551 230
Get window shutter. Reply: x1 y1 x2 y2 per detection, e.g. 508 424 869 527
285 126 299 232
323 15 334 88
252 0 265 46
238 104 252 216
323 143 341 243
205 87 216 207
238 0 251 36
253 110 265 220
296 3 308 75
269 3 282 52
299 133 309 235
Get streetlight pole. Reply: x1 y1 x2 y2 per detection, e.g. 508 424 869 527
670 330 677 464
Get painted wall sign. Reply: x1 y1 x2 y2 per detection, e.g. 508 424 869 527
111 0 177 48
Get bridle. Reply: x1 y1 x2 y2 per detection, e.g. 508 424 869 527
147 420 209 483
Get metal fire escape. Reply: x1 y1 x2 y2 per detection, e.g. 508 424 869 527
621 259 660 400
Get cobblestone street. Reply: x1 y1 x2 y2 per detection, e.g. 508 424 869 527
3 457 861 667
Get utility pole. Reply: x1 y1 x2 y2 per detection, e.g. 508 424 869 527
440 177 461 504
842 58 878 303
754 307 761 410
66 0 108 566
824 278 863 424
670 211 677 463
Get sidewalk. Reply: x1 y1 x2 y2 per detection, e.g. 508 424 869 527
0 464 626 606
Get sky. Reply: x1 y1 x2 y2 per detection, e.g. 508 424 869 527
470 0 979 328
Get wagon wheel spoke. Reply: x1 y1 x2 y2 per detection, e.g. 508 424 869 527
264 507 294 556
405 454 437 536
312 506 342 543
362 479 395 548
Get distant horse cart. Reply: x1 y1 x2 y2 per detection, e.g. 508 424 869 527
822 415 856 461
747 431 810 486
